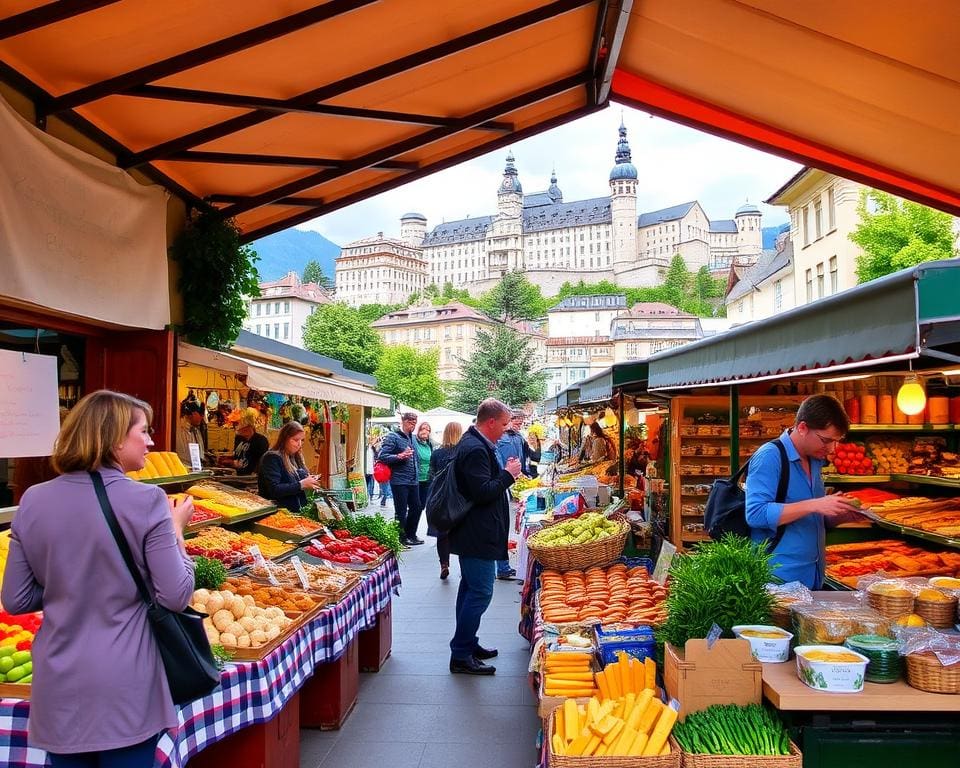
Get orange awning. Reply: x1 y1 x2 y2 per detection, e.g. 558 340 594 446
1 0 958 236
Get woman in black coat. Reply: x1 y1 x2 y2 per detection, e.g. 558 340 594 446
427 421 463 580
257 422 322 513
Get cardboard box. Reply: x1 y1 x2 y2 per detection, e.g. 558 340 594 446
664 639 762 720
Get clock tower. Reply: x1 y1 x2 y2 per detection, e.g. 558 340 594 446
489 151 524 277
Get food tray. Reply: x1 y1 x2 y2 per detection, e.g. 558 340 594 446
248 520 326 545
140 470 214 486
184 515 223 534
678 741 802 768
214 505 278 526
0 682 30 700
225 610 313 662
296 547 392 572
546 709 680 768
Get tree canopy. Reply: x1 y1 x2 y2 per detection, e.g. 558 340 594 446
449 326 547 413
374 345 445 411
302 259 333 289
303 302 383 374
478 270 550 321
851 190 956 283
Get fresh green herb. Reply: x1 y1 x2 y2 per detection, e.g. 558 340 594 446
672 704 790 756
657 534 776 649
334 510 403 555
210 644 233 671
193 555 228 590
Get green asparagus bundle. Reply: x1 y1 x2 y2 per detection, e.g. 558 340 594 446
672 704 791 756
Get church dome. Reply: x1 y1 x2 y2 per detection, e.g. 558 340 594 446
609 120 638 182
736 201 761 216
400 211 427 222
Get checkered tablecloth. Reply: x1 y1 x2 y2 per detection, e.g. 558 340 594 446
0 557 401 768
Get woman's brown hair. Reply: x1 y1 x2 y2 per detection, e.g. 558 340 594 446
52 390 153 473
441 421 463 449
270 421 307 475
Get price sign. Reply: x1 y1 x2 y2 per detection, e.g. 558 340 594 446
248 545 279 585
188 442 202 472
706 622 723 650
289 556 311 591
652 540 677 586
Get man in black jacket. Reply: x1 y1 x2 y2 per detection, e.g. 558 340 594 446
378 412 423 545
448 398 521 675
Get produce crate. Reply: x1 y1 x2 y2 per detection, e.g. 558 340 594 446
226 608 318 662
677 741 802 768
528 518 629 571
214 505 278 527
664 640 762 720
189 691 300 768
140 470 214 486
595 624 657 666
358 601 393 672
0 682 29 699
248 520 325 545
300 635 359 729
546 709 681 768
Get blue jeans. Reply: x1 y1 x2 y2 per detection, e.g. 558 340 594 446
379 480 392 503
497 558 512 575
450 556 496 661
49 733 161 768
365 474 374 498
390 483 421 535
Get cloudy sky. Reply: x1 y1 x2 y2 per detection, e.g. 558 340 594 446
298 102 802 247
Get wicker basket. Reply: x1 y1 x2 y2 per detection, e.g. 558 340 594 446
769 604 793 631
679 741 802 768
914 596 959 628
866 591 915 618
905 652 960 694
546 711 680 768
529 519 629 572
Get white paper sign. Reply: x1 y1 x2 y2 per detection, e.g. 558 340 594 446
188 443 202 472
0 350 60 458
290 556 311 590
652 540 677 586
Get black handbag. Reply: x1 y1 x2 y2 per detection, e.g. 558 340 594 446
90 471 221 705
424 457 472 534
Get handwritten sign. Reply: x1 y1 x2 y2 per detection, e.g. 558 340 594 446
0 349 60 458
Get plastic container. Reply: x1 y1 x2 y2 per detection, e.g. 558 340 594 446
795 645 870 692
732 624 793 663
595 623 656 665
845 634 901 684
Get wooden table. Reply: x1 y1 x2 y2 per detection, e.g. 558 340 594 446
762 659 960 712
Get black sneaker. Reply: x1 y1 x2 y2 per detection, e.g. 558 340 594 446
472 645 498 660
496 569 517 580
449 657 496 675
407 537 425 545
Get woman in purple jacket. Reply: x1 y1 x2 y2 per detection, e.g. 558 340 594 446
1 390 196 767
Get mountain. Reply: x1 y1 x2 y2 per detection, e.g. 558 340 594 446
762 223 790 250
249 229 341 282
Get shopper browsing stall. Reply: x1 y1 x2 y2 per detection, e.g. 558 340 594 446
745 394 863 589
580 421 615 463
1 390 196 766
225 408 269 475
258 421 322 514
428 422 463 580
410 422 433 543
378 413 422 545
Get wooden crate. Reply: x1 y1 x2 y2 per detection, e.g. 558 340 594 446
300 636 360 729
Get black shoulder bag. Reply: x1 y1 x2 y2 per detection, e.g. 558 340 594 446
704 440 790 551
90 471 221 705
424 449 473 534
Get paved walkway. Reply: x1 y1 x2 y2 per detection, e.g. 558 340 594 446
300 499 541 768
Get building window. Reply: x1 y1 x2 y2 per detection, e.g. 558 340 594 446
805 269 813 302
827 187 836 231
816 263 825 298
283 322 289 340
265 303 271 315
255 303 262 317
274 323 280 338
255 324 261 335
802 206 810 246
829 256 839 293
814 199 823 239
264 325 270 337
774 279 783 311
274 302 281 314
284 301 290 313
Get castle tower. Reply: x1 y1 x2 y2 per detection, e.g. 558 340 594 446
609 120 639 275
488 151 524 277
548 168 563 203
735 201 762 258
399 211 427 246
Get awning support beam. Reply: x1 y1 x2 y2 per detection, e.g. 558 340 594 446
221 72 592 218
168 150 418 172
127 84 514 133
919 348 960 366
594 0 632 105
121 0 594 168
207 194 325 208
44 0 377 114
0 0 120 40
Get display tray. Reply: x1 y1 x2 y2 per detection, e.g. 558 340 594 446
848 424 957 432
214 505 278 526
248 521 327 545
858 510 960 549
295 548 392 572
184 515 224 534
140 470 214 486
892 473 960 489
822 474 893 484
0 682 29 700
225 608 318 662
761 657 960 712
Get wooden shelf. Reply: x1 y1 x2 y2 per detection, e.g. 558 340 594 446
848 424 956 433
822 474 892 483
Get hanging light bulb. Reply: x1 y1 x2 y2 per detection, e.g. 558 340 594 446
896 374 926 416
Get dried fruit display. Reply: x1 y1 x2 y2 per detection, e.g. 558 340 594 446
221 577 321 614
257 511 324 537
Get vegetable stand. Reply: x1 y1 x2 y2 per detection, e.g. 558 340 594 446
0 556 400 768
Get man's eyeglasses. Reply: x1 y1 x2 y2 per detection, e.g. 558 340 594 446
812 432 842 447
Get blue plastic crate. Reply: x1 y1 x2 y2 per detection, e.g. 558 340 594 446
618 556 654 573
595 623 657 666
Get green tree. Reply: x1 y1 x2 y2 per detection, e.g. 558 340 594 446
662 253 691 308
449 326 548 412
479 270 550 321
437 281 478 306
303 303 383 374
851 190 956 283
302 259 334 289
555 279 621 301
355 303 403 324
374 345 445 410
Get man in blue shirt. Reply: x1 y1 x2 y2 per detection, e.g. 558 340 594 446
745 394 862 589
494 411 526 580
